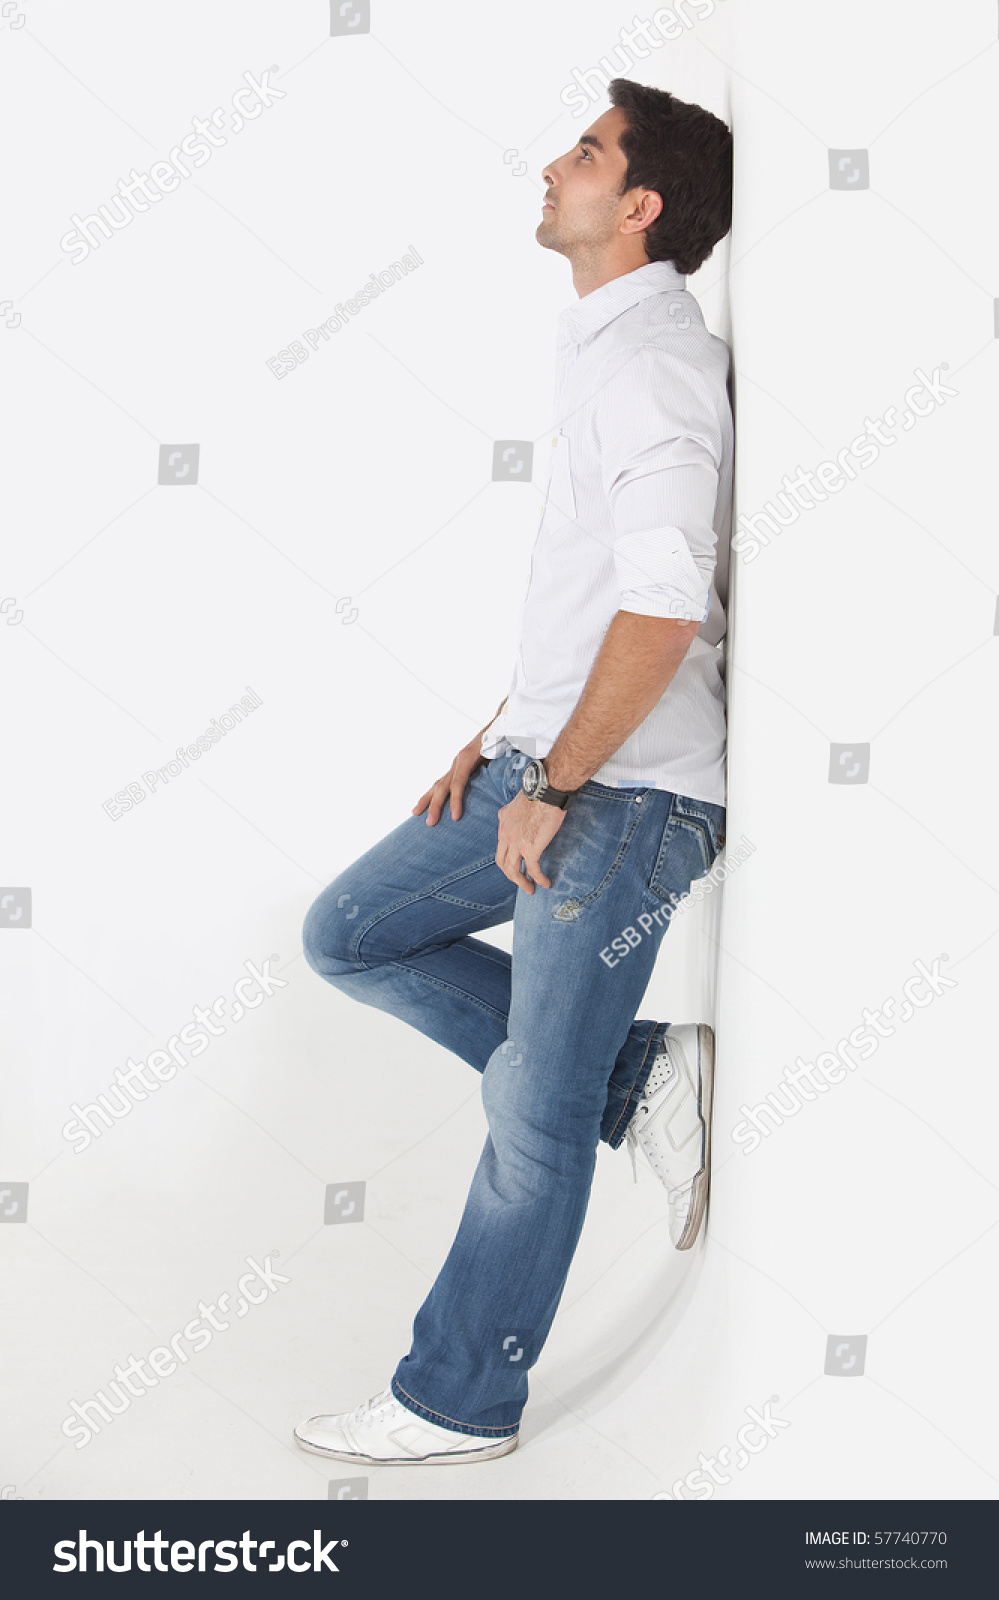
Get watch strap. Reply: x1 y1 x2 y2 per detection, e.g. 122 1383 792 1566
521 756 575 809
537 784 572 809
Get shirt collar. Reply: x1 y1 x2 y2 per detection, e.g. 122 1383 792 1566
557 259 687 346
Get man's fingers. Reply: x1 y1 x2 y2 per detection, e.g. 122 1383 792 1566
495 849 520 890
495 847 538 893
510 861 535 893
523 852 551 890
418 753 480 825
450 751 485 821
424 780 449 826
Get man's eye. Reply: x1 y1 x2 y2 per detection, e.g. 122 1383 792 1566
579 147 591 159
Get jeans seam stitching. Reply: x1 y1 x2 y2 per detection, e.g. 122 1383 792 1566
473 945 513 969
580 784 651 802
606 1025 660 1145
649 804 719 903
557 798 648 914
348 863 504 961
389 962 509 1023
393 1379 518 1435
431 896 496 911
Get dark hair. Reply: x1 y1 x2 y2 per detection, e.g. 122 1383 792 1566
608 79 732 275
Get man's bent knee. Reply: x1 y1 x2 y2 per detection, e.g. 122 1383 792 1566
302 883 366 981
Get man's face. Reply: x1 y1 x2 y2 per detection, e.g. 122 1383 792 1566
536 107 635 257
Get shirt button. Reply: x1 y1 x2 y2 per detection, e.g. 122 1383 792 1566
635 795 643 804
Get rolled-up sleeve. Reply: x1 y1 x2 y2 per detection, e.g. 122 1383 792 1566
596 346 723 622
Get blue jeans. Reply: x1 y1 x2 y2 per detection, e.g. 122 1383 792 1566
302 748 724 1437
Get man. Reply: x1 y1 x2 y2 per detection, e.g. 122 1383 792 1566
296 78 733 1468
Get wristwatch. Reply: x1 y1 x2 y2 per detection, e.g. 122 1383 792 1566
521 757 576 810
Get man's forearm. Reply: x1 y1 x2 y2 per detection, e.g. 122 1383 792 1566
543 612 699 792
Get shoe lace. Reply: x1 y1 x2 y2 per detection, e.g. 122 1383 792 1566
625 1122 639 1185
623 1036 683 1183
349 1390 394 1429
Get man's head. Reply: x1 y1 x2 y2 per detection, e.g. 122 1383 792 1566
537 79 732 290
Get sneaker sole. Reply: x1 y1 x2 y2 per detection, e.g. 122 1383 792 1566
293 1431 519 1466
674 1022 714 1251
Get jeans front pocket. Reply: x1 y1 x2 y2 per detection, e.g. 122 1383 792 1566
538 782 647 917
649 793 726 910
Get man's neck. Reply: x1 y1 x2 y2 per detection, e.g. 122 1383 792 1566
570 251 650 300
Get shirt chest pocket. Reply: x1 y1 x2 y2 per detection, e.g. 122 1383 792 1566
540 429 577 536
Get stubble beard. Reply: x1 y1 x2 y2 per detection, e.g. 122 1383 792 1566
536 195 622 267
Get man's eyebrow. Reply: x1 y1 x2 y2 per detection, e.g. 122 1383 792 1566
579 134 604 152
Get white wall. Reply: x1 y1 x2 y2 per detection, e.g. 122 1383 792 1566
1 0 995 1502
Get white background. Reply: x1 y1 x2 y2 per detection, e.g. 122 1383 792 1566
1 0 997 1501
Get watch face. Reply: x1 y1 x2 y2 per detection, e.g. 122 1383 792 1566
522 761 541 797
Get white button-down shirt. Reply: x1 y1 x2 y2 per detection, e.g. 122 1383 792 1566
481 259 733 806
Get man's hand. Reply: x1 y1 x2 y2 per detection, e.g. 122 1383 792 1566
413 695 509 825
495 790 566 893
412 730 488 825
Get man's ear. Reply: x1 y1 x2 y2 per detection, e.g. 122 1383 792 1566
623 188 663 235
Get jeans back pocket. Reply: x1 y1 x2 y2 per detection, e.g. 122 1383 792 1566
649 794 726 909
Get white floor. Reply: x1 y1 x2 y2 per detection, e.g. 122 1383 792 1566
5 906 996 1502
3 931 717 1503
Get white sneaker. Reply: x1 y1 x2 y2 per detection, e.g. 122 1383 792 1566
625 1023 714 1250
293 1388 519 1467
